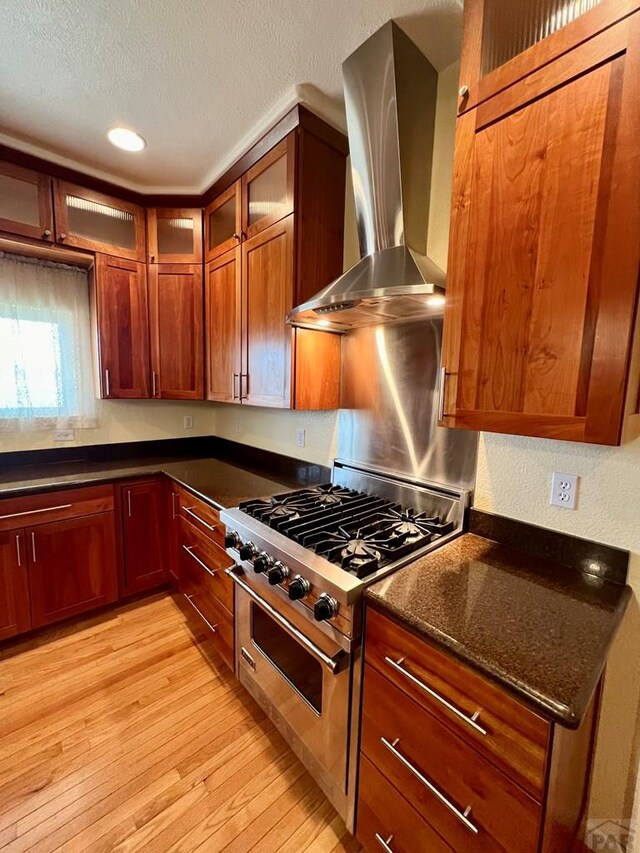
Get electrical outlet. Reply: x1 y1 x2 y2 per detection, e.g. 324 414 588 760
295 428 306 448
183 415 194 430
550 472 579 510
54 430 74 442
234 416 242 433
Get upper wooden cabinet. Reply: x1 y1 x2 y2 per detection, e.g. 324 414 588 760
148 263 204 400
94 254 151 399
441 3 640 445
0 162 54 242
53 180 146 261
205 181 242 262
205 127 345 410
147 208 203 264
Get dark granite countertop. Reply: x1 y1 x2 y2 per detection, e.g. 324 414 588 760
0 456 294 510
365 533 631 728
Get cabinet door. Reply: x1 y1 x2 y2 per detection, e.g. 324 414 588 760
241 135 295 240
53 180 145 260
28 514 118 629
204 181 242 262
120 480 168 596
205 248 242 403
147 208 203 264
167 485 181 589
95 254 151 399
0 530 31 641
442 15 640 445
148 264 204 400
0 162 53 242
242 215 294 408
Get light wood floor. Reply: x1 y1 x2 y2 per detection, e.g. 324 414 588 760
0 593 360 853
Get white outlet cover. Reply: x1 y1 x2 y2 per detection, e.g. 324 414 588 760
550 472 579 510
54 429 74 441
295 428 306 448
183 415 194 429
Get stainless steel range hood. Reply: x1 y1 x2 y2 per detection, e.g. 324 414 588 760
288 21 446 332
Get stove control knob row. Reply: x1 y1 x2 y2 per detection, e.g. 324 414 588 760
288 576 311 601
252 552 273 574
267 561 289 585
224 530 241 550
314 593 338 622
239 541 258 562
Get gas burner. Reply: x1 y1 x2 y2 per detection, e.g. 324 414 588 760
315 525 402 578
340 539 382 571
375 507 456 540
312 484 352 507
241 491 321 526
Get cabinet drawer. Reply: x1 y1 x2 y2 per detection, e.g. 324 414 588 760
176 486 224 546
357 755 453 853
179 518 234 613
0 485 115 533
361 664 541 853
365 607 549 798
181 575 234 671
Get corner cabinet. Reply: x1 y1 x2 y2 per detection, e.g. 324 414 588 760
119 479 169 596
441 1 640 445
205 127 345 410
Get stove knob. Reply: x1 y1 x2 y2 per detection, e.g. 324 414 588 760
239 541 258 561
314 593 338 622
267 561 289 585
288 575 311 600
224 530 241 549
252 552 273 574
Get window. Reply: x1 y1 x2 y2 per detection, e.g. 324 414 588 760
0 252 96 430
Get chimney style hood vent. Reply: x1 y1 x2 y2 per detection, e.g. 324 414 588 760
288 21 446 332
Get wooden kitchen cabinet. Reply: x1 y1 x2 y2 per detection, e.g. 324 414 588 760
167 484 181 589
94 253 151 399
204 181 242 263
147 208 203 264
441 3 640 445
119 479 169 596
148 264 204 400
0 161 54 242
357 607 599 853
53 180 145 261
205 126 345 410
0 530 31 641
28 513 118 629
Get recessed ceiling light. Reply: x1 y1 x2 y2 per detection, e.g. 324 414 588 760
107 127 146 152
317 319 332 327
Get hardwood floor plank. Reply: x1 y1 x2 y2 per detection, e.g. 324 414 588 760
0 593 360 853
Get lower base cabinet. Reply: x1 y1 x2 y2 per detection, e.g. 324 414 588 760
0 529 31 640
119 479 169 596
357 607 598 853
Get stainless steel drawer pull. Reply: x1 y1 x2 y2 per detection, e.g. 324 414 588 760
384 656 487 736
182 545 216 577
15 534 21 567
381 737 478 834
31 531 37 563
183 506 216 531
184 593 217 633
104 368 111 397
375 833 394 852
0 503 73 522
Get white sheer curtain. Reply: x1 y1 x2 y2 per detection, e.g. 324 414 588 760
0 252 96 431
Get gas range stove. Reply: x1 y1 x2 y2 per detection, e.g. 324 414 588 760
221 462 467 643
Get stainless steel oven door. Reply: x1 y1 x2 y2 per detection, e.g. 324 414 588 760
228 569 351 812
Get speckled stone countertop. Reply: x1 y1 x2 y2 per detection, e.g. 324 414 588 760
365 533 631 728
0 456 294 509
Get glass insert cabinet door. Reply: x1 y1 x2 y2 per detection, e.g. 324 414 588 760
147 208 203 264
204 181 242 263
241 135 295 240
0 162 54 242
53 180 146 261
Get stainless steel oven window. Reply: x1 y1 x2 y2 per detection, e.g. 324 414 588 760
250 602 324 714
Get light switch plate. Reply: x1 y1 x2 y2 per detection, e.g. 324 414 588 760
550 472 579 510
295 429 306 448
183 416 194 429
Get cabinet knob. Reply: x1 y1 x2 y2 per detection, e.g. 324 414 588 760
233 232 241 241
459 85 469 98
59 232 67 241
42 228 51 238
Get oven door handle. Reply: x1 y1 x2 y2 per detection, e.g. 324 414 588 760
226 568 347 675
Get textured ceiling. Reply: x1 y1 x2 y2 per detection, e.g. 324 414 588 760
0 0 463 193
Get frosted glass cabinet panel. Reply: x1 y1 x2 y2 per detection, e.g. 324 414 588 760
204 181 241 263
0 163 53 241
241 136 294 240
147 208 202 264
53 180 145 261
481 0 604 74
